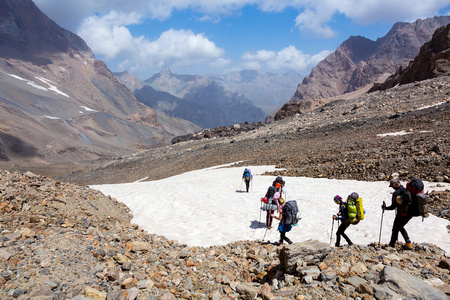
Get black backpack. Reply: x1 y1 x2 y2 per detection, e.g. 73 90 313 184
265 185 276 199
282 200 301 226
406 178 430 220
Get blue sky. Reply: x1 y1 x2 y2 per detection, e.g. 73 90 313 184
33 0 450 80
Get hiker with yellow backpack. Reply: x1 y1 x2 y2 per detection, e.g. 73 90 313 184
332 193 364 247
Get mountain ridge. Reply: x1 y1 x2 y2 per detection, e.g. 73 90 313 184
288 16 450 107
0 0 196 167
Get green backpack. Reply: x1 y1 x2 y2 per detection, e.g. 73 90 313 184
345 194 364 224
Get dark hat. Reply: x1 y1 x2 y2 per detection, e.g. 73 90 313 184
348 192 359 200
389 178 400 187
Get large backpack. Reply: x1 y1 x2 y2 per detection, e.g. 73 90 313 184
345 196 364 224
406 178 430 220
265 185 276 199
243 170 250 181
281 200 302 226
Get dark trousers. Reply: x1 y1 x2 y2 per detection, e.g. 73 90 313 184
245 179 250 192
389 214 412 246
266 210 274 227
280 231 292 244
336 220 352 246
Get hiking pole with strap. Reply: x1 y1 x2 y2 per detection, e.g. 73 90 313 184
378 201 385 246
330 217 335 245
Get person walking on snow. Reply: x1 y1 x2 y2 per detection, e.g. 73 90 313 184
333 194 356 247
382 178 413 250
264 187 280 229
271 198 293 245
242 168 252 193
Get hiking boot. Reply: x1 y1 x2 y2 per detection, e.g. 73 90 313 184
334 242 340 247
268 225 272 229
402 243 413 250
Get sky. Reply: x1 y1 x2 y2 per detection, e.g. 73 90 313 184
91 164 450 253
33 0 450 80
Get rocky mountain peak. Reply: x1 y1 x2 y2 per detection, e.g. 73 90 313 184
286 16 450 109
369 23 450 91
0 0 93 63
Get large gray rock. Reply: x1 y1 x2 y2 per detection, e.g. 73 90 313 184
278 239 332 274
372 266 448 300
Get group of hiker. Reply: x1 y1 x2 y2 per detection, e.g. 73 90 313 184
243 168 430 248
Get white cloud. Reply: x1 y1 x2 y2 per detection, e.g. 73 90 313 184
77 11 142 60
336 0 450 25
33 0 449 77
242 46 331 74
35 0 450 35
112 28 225 75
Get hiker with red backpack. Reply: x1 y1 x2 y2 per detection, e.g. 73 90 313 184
382 178 413 250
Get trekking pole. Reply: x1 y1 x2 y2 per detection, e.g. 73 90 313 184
240 179 243 191
378 201 385 246
262 228 268 242
330 217 335 245
259 199 262 223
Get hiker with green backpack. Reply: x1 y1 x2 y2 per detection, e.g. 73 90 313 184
333 193 364 247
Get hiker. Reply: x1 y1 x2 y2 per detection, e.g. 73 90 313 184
264 186 280 229
272 176 285 197
271 198 293 245
382 178 413 250
333 193 359 247
242 168 252 192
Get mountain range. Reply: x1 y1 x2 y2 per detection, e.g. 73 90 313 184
0 0 199 166
116 69 266 129
285 16 450 114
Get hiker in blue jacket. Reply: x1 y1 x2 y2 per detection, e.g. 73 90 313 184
272 198 293 245
242 168 252 192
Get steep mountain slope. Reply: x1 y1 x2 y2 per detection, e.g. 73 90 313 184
0 0 192 166
143 69 266 128
207 70 303 114
370 23 450 91
288 16 450 109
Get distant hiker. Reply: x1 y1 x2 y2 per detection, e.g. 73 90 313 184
242 168 252 192
333 193 361 247
271 198 293 245
263 186 280 229
382 178 413 250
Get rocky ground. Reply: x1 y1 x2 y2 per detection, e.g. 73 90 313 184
0 170 449 300
0 76 449 299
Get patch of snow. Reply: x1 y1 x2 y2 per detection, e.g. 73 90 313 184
417 101 447 110
377 131 411 137
80 106 97 112
35 76 69 98
42 115 61 120
92 164 450 252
